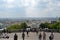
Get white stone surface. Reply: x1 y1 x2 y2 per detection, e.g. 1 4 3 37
0 32 60 40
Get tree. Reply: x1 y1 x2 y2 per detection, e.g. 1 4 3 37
39 23 48 29
39 21 60 30
48 22 60 29
58 17 60 22
6 22 28 31
20 22 28 29
6 24 20 31
48 23 56 29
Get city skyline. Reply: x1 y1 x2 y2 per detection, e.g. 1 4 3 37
0 0 60 18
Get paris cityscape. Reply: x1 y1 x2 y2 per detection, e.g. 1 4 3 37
0 0 60 40
0 17 60 40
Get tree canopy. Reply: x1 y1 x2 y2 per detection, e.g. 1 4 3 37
6 22 28 30
39 22 60 29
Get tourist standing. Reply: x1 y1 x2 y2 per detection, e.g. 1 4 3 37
22 32 25 40
36 28 39 35
26 28 30 37
43 31 46 40
39 32 42 40
49 32 54 40
14 33 18 40
27 31 29 37
36 30 38 35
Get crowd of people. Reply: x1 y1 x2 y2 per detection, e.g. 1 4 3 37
1 29 54 40
38 31 54 40
14 31 54 40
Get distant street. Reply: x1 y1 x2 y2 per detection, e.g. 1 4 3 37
0 32 60 40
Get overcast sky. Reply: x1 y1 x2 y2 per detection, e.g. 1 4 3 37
0 0 60 18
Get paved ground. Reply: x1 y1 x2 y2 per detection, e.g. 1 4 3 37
0 32 60 40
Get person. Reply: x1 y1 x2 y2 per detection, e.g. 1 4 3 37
27 31 29 37
14 33 18 40
22 32 25 40
49 32 54 40
39 32 42 40
36 30 38 35
36 28 38 35
43 31 46 40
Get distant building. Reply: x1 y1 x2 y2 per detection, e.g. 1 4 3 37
51 21 57 24
30 23 39 28
57 17 60 22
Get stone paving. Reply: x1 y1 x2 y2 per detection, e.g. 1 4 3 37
0 32 60 40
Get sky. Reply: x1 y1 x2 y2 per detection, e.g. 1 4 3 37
0 0 60 18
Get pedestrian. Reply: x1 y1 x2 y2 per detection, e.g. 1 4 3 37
43 31 46 40
49 32 54 40
39 32 42 40
14 33 18 40
27 31 29 37
36 30 38 35
22 32 25 40
36 28 38 35
26 28 30 37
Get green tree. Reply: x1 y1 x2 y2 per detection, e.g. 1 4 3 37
6 24 21 30
48 22 60 29
39 23 48 29
48 23 57 29
6 22 28 30
58 17 60 22
20 22 28 29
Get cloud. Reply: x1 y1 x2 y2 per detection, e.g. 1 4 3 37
25 0 49 17
25 0 60 17
0 0 60 18
3 0 15 3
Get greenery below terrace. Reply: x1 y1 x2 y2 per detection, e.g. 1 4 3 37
6 17 60 31
6 22 60 31
6 22 28 31
39 22 60 30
